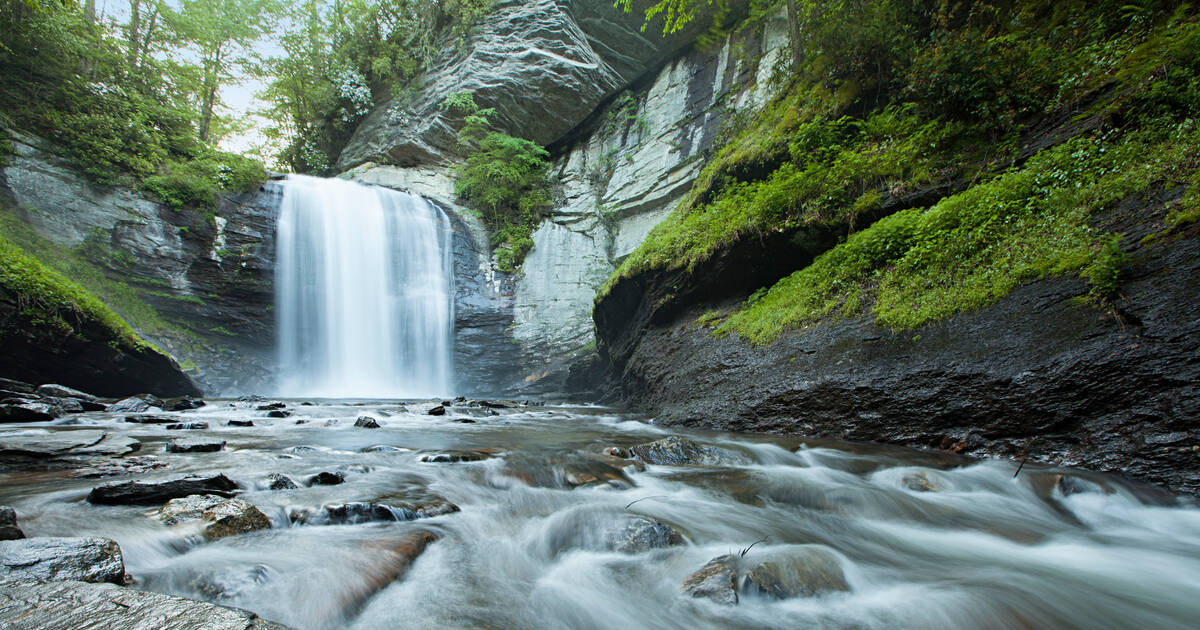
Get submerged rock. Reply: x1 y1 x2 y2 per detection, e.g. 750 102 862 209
361 445 411 453
0 507 23 540
124 415 178 424
627 437 751 467
159 495 270 540
292 497 459 526
165 422 209 430
741 548 849 599
88 474 239 505
681 555 740 605
354 416 381 429
612 516 684 553
496 452 634 489
166 438 226 454
162 397 206 411
0 536 124 583
901 471 941 492
307 471 345 486
0 580 289 629
418 449 494 463
227 420 255 427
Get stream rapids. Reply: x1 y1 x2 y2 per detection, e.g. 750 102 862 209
2 399 1199 629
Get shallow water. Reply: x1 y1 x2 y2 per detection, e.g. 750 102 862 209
2 400 1198 629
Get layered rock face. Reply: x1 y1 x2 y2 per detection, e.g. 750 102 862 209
337 0 713 170
0 133 279 394
342 8 793 394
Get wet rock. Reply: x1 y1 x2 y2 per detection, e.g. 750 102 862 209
162 397 206 411
68 456 168 479
324 419 340 426
627 437 751 467
256 402 286 411
0 507 23 540
0 377 35 394
266 473 299 490
742 548 849 599
307 471 345 486
497 452 634 489
417 449 493 463
0 536 124 583
125 415 179 424
227 420 255 427
159 495 270 540
108 395 163 413
901 471 941 492
427 405 446 416
0 402 60 422
293 497 459 526
682 555 740 605
0 579 289 629
44 397 85 413
355 416 380 429
361 445 411 453
478 400 520 409
611 516 684 553
294 419 309 425
88 473 239 505
0 430 140 460
36 384 101 405
238 395 267 402
266 410 291 418
285 445 319 454
166 438 226 454
165 422 209 430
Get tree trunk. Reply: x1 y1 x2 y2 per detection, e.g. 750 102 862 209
785 0 802 73
198 47 223 143
127 0 141 65
85 0 96 23
138 6 160 71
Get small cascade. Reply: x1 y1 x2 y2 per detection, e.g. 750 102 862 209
274 174 455 398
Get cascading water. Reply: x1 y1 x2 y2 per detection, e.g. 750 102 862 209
274 174 455 398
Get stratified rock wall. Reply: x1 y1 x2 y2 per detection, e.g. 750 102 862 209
0 132 279 394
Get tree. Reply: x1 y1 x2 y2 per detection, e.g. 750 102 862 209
170 0 281 142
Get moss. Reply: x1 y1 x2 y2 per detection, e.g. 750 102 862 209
0 233 146 349
718 120 1200 343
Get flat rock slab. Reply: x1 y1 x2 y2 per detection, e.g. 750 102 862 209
35 384 100 403
0 536 124 583
0 579 290 629
625 437 751 467
165 438 225 454
0 403 58 422
0 431 140 459
88 474 239 505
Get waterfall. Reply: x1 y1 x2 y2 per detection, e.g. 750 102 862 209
274 174 455 398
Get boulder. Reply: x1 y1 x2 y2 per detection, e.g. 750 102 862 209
361 445 411 453
741 548 850 599
544 511 683 556
108 395 163 413
291 497 459 526
166 438 226 454
0 579 289 629
35 384 100 403
44 397 85 413
0 377 35 394
0 536 124 583
0 403 59 422
0 507 23 540
354 416 381 429
418 449 494 463
266 410 291 418
427 405 446 416
228 420 255 427
307 471 345 486
88 474 239 505
496 452 633 489
68 456 168 479
611 516 684 553
626 437 750 467
256 402 286 411
159 495 270 540
681 554 740 605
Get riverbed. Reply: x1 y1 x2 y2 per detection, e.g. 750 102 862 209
2 399 1199 629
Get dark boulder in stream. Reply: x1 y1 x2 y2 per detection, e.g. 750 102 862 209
354 416 381 429
88 474 239 505
165 438 226 453
623 437 751 467
159 495 270 540
0 506 23 540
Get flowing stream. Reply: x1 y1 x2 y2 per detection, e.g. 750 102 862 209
2 401 1199 629
274 175 455 398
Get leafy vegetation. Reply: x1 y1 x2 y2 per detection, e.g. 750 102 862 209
604 0 1200 343
0 1 267 206
263 0 493 172
445 91 553 273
